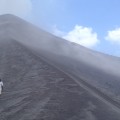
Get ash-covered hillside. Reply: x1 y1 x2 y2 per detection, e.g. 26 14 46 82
0 14 120 120
0 38 120 120
1 14 119 102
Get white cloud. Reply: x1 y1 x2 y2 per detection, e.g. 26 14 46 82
53 25 99 48
0 0 32 17
105 28 120 44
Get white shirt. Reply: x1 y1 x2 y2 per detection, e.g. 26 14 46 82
0 81 3 87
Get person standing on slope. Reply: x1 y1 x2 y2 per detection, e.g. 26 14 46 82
0 79 3 95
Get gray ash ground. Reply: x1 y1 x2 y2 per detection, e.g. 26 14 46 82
0 40 120 120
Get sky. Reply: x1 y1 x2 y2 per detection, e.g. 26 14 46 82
0 0 120 57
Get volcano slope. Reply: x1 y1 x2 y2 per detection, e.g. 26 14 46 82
0 14 120 119
1 14 120 104
0 40 120 120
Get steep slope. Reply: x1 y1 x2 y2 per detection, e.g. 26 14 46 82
0 39 120 120
0 14 120 119
0 14 119 103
